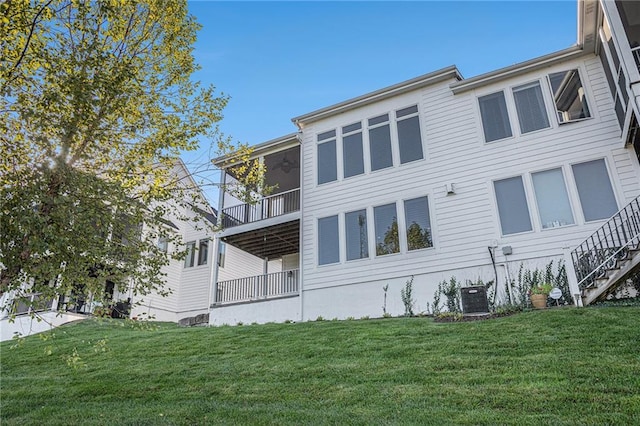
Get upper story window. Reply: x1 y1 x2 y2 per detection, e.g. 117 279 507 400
479 91 513 142
342 122 364 178
218 242 226 268
512 82 550 134
317 130 337 184
548 69 591 124
157 236 169 253
396 105 424 164
368 114 393 171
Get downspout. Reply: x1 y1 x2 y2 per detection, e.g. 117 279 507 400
207 169 226 322
295 128 304 323
487 246 499 305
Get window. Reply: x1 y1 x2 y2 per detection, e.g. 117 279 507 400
374 203 399 255
198 239 209 266
479 91 512 142
572 159 618 221
548 69 591 123
532 168 574 229
404 197 433 250
184 241 196 268
345 209 368 260
342 122 364 178
218 242 226 268
318 215 340 265
494 176 532 235
317 130 337 184
396 105 424 163
513 82 550 133
368 114 393 171
157 236 169 253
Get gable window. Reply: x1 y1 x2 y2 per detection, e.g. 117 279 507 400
345 209 369 260
404 196 433 250
548 69 591 124
572 159 618 221
368 114 393 171
318 215 340 265
342 122 364 178
531 168 574 229
396 105 424 164
184 241 196 268
198 239 209 266
479 91 512 142
494 176 532 235
512 82 550 134
374 203 399 256
317 130 337 184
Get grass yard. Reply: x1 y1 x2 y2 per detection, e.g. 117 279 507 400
1 307 639 425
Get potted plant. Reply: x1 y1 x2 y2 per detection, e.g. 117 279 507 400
530 283 552 309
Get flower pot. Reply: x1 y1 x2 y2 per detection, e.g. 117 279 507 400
531 293 548 309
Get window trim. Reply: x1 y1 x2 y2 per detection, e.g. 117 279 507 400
478 90 514 143
316 129 338 186
184 241 196 268
317 214 341 266
402 195 435 252
197 239 209 266
569 157 619 223
511 80 551 135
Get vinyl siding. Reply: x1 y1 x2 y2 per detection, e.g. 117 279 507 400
300 54 640 314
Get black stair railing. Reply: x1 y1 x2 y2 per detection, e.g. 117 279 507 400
571 195 640 290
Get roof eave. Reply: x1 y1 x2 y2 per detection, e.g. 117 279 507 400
292 65 462 127
211 133 299 167
449 45 589 95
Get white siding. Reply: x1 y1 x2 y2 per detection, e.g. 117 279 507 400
299 54 640 320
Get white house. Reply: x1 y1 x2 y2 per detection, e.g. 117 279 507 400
208 0 640 325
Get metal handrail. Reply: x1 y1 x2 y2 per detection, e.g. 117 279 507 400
221 188 300 228
571 195 640 290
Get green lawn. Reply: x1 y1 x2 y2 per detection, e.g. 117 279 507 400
2 307 639 425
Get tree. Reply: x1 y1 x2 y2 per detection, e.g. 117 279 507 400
0 1 261 316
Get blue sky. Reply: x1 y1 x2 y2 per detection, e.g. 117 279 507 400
184 1 578 205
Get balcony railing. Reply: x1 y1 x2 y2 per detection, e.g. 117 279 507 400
215 269 299 304
221 188 300 229
571 195 640 290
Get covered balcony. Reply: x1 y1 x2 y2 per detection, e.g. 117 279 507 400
221 188 299 228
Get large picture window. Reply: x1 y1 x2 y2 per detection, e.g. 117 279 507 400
572 159 618 221
317 130 337 184
396 105 424 164
494 176 532 235
404 197 432 250
479 91 512 142
318 215 340 265
548 69 591 123
531 168 574 229
374 203 399 256
368 114 393 171
513 82 550 134
345 209 369 260
342 122 364 178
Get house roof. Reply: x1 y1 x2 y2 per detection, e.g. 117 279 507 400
449 45 589 94
291 65 462 127
211 133 299 167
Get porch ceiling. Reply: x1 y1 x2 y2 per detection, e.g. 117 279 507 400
222 220 299 259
